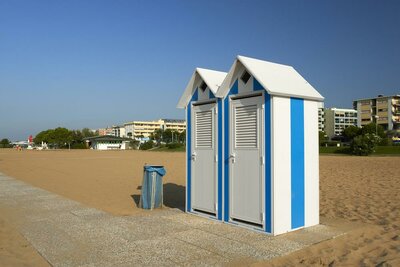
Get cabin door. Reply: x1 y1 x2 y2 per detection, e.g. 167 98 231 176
191 102 217 215
230 95 263 225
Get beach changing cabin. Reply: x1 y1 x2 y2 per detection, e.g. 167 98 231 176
177 68 227 220
178 56 324 235
216 55 324 235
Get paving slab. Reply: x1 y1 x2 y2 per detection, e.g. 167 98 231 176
0 173 352 266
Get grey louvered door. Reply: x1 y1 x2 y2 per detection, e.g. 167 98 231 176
230 95 263 225
191 102 217 214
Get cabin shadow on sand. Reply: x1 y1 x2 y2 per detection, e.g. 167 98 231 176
131 183 186 212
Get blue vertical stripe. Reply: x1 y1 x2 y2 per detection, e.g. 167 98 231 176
186 105 191 212
264 93 272 233
253 78 264 91
223 80 238 222
209 89 215 99
217 98 222 220
290 98 305 229
253 79 272 233
186 89 198 212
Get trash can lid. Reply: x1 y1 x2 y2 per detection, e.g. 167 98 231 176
144 165 166 176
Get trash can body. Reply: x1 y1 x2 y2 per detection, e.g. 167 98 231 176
140 165 166 209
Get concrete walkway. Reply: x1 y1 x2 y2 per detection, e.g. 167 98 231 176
0 172 347 266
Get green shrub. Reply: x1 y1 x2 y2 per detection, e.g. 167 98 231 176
320 141 341 147
378 137 390 146
129 140 140 149
140 141 154 150
350 134 380 156
166 143 183 149
0 138 11 148
71 143 87 149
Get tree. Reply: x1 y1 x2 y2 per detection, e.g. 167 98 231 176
34 129 54 144
342 126 360 142
151 129 164 143
140 141 154 150
163 129 173 143
81 128 96 138
71 130 83 143
361 123 385 138
0 138 11 148
178 130 186 143
319 131 328 145
34 127 72 148
53 127 73 148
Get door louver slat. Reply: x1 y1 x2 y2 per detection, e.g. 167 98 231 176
196 110 212 148
235 105 257 148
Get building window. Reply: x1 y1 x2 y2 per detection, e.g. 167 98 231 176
241 70 251 84
200 81 207 92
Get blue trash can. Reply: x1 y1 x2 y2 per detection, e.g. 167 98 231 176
139 165 166 210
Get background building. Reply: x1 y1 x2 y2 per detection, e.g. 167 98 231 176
318 102 325 132
161 119 186 132
111 125 126 137
84 136 131 150
324 108 357 139
98 127 112 136
353 95 400 131
124 119 186 139
99 126 126 137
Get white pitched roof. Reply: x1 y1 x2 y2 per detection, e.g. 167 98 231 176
177 68 227 108
216 55 324 101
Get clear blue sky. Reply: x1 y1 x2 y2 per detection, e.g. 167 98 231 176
1 0 399 140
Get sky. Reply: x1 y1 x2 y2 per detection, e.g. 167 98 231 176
0 0 399 140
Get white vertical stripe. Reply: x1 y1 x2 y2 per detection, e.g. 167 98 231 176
304 100 319 227
271 96 292 235
185 106 189 212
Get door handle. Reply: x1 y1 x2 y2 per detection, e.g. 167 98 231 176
230 153 236 163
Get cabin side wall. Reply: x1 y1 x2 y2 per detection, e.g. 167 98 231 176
271 96 320 235
271 96 292 235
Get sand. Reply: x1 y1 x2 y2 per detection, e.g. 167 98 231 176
263 156 400 266
0 149 399 266
0 206 50 267
0 149 186 216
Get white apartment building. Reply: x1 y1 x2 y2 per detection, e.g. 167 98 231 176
324 108 358 139
111 125 126 138
353 94 400 131
124 119 186 139
318 102 325 132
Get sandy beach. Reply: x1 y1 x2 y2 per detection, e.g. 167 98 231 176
0 149 399 266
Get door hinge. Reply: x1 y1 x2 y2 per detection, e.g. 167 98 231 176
215 108 218 115
215 203 218 211
261 156 265 165
261 212 265 222
215 154 218 162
